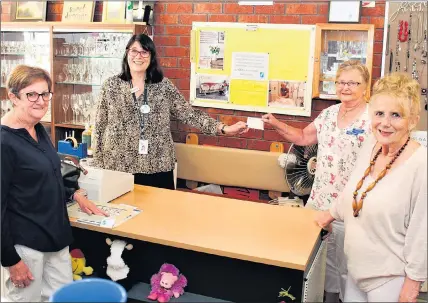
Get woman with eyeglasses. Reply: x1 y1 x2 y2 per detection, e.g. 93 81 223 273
262 60 372 302
316 73 426 302
92 34 248 189
1 65 106 301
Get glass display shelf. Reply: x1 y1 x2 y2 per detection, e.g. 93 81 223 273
55 123 86 130
0 21 148 145
313 24 375 100
55 55 123 59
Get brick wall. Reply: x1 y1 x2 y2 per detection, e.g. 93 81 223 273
1 1 385 151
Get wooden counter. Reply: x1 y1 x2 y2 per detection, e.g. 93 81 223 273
70 185 326 302
71 185 321 271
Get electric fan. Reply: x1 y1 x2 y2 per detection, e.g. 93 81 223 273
269 143 318 207
284 143 318 196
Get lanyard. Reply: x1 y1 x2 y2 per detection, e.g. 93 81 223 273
130 81 148 139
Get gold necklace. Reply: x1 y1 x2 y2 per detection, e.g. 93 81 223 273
352 137 410 217
340 104 361 119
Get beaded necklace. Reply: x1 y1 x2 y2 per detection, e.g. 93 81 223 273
352 136 410 217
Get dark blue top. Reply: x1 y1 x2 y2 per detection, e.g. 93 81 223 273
1 123 72 267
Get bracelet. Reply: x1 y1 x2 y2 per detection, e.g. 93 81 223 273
221 124 227 134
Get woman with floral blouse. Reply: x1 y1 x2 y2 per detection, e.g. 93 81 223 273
262 60 372 302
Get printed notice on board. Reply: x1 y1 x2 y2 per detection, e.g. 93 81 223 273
198 30 225 70
231 52 269 81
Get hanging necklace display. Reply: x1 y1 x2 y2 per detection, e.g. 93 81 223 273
422 20 427 60
390 2 409 23
398 20 409 42
413 13 422 52
395 24 401 71
405 13 412 72
395 38 401 72
411 57 419 80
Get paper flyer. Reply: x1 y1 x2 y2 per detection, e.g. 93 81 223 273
198 30 225 70
231 52 269 81
68 201 141 228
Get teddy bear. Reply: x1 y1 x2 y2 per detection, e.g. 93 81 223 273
70 248 93 280
147 263 187 303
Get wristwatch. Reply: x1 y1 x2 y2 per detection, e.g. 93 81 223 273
221 124 227 134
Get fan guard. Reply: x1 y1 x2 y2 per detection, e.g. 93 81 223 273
284 143 318 196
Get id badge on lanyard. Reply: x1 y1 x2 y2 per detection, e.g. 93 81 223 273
131 82 150 155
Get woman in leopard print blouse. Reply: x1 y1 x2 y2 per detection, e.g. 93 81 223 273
92 34 248 189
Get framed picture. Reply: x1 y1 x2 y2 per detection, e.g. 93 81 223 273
62 1 95 23
102 1 126 23
328 1 361 23
11 1 47 21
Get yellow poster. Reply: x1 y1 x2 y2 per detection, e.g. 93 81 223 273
230 79 268 107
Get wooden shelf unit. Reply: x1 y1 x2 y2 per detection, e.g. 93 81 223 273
313 23 375 100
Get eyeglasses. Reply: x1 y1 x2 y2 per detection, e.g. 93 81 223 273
17 91 53 102
127 48 150 58
335 81 361 88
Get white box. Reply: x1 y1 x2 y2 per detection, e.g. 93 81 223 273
78 167 134 203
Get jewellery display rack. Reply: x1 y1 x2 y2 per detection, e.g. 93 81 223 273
313 24 375 100
382 2 427 131
1 22 148 145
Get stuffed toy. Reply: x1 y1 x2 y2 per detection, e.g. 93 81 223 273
105 238 133 282
70 248 93 280
148 263 187 303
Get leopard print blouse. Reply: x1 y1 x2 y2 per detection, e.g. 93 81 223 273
92 76 220 174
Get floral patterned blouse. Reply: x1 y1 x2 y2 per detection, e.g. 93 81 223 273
306 103 371 211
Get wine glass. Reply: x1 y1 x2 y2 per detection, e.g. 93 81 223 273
62 95 70 123
62 64 70 82
70 94 79 124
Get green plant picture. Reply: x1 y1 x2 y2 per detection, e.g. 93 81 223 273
209 45 220 56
